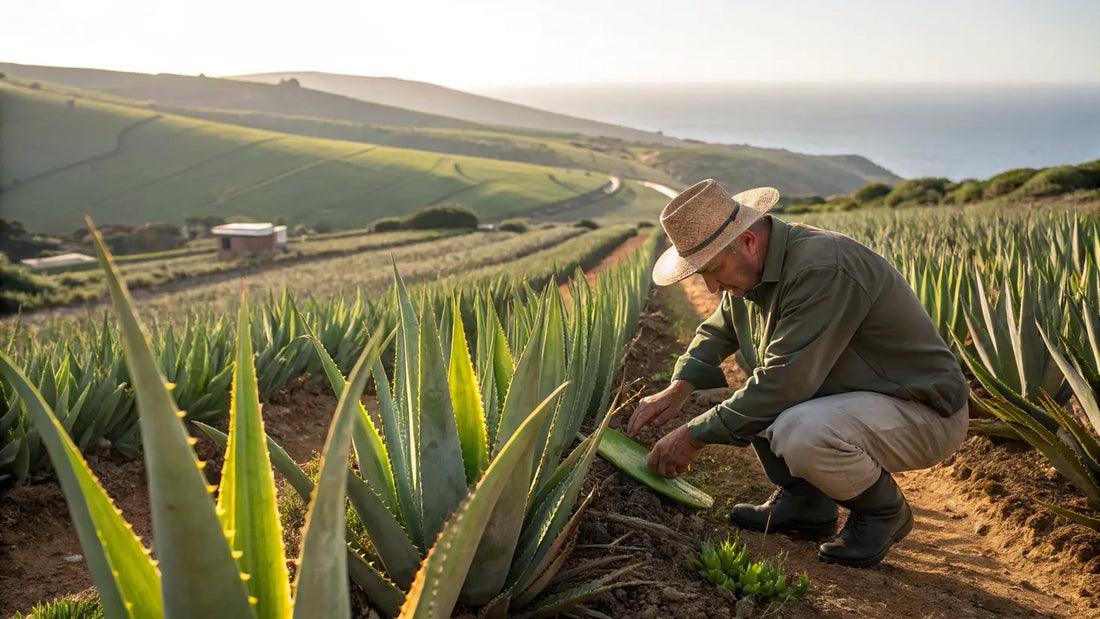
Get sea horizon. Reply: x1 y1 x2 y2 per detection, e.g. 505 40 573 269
480 82 1100 182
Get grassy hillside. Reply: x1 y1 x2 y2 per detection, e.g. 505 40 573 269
0 62 483 131
1 64 902 197
231 71 686 146
0 79 610 234
147 106 682 185
652 143 901 197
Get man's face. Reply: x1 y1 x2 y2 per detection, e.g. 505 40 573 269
695 235 764 297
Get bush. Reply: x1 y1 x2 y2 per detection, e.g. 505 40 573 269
1074 159 1100 189
370 217 407 233
884 178 950 207
574 219 600 230
1012 165 1090 198
637 221 656 228
852 182 892 204
405 204 478 230
498 218 529 233
983 168 1039 199
946 180 985 204
312 221 334 234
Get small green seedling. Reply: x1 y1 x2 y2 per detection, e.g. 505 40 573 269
688 536 809 603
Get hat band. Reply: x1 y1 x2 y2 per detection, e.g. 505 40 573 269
678 202 741 257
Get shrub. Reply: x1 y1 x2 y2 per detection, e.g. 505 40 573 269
405 204 478 230
852 182 892 204
498 218 529 233
884 178 950 207
947 180 985 204
312 220 333 234
1074 159 1100 189
637 221 656 228
983 167 1039 199
370 217 406 232
1013 165 1090 198
574 219 600 230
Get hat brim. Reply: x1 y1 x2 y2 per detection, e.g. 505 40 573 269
652 187 780 286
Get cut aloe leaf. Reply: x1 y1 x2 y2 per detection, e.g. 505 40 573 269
597 429 713 509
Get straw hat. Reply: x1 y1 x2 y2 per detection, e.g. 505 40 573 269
653 179 780 286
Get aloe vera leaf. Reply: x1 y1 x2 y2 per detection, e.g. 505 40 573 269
397 384 567 619
597 429 714 509
1033 497 1100 531
449 301 490 484
512 489 595 606
217 289 292 618
308 330 400 514
374 357 418 541
417 301 469 549
345 472 421 589
89 220 254 619
0 353 162 619
512 563 641 619
347 545 406 618
392 264 424 550
292 330 385 619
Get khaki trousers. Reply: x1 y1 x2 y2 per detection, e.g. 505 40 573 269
760 391 969 501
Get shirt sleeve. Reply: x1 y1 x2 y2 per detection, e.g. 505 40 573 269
669 293 740 390
688 266 873 445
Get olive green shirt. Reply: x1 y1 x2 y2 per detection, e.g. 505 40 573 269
674 217 968 446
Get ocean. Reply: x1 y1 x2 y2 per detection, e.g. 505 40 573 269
481 83 1100 181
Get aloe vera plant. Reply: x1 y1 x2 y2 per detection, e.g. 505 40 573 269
0 223 587 619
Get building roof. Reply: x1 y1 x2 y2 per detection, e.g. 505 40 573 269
21 253 97 269
212 223 275 237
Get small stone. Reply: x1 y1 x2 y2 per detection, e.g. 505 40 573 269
734 597 755 618
1020 579 1037 591
638 605 660 619
982 481 1007 497
663 587 690 602
975 523 991 536
63 554 84 563
613 588 629 602
955 465 972 480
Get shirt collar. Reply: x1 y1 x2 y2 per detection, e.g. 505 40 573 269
759 216 789 284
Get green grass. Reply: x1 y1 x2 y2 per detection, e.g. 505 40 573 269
0 80 610 234
532 180 673 225
149 106 681 185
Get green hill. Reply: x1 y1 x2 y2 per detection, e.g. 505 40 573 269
231 71 685 146
0 79 612 235
0 63 901 197
0 62 483 131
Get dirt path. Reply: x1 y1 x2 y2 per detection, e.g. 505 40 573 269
604 275 1099 618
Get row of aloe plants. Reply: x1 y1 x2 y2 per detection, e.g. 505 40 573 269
0 229 647 486
1 225 664 617
796 204 1100 528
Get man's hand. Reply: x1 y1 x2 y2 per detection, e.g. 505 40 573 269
648 424 706 478
626 379 694 438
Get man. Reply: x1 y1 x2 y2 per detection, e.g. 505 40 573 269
627 179 969 568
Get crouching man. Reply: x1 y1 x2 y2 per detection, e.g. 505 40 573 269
627 179 969 567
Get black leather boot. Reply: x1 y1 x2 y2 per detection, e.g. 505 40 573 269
729 438 838 539
818 470 913 568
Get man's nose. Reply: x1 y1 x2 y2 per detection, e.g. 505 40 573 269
702 274 719 294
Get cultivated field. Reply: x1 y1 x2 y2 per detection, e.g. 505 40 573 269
3 197 1100 618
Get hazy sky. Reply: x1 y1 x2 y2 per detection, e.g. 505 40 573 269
4 0 1098 88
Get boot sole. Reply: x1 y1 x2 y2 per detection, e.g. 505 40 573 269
729 515 839 540
817 513 914 568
